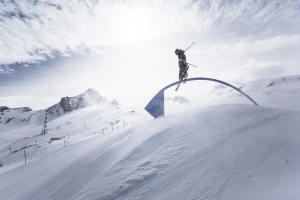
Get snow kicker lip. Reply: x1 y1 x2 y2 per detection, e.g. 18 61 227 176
145 77 259 118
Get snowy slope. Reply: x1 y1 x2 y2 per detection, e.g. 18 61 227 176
0 88 150 174
0 106 44 129
1 104 300 200
0 106 45 153
0 103 150 173
208 75 300 111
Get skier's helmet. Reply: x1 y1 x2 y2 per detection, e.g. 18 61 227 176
175 49 179 55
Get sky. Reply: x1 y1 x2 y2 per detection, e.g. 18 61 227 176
0 0 300 110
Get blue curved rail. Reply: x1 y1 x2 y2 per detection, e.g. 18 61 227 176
145 77 258 118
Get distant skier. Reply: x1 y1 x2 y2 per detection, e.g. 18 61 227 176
175 49 189 80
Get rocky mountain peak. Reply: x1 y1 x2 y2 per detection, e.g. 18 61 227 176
111 99 120 105
47 88 104 116
165 96 190 104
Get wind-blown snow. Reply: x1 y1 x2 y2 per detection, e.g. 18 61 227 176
208 75 300 112
1 104 300 199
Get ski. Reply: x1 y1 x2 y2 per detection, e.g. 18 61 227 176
175 82 182 91
175 72 186 91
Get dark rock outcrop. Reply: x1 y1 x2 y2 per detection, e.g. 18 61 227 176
47 88 104 116
0 106 9 112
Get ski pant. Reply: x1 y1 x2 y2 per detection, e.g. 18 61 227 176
179 67 188 80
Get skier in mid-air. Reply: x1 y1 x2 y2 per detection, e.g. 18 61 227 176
175 49 189 81
174 43 195 91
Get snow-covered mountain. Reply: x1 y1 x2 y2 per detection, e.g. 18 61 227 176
111 99 120 105
0 106 34 125
208 75 300 111
165 96 190 104
0 89 115 130
47 88 108 116
0 106 44 130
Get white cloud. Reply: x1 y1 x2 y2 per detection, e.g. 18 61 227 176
0 65 15 74
1 0 299 66
202 35 300 56
0 0 204 65
200 0 300 34
222 59 296 83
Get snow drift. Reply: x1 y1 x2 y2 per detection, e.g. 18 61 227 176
209 75 300 111
1 104 300 200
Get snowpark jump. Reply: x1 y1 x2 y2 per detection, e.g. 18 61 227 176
145 77 259 118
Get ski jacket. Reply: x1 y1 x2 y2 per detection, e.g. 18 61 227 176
177 50 187 64
178 60 187 69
